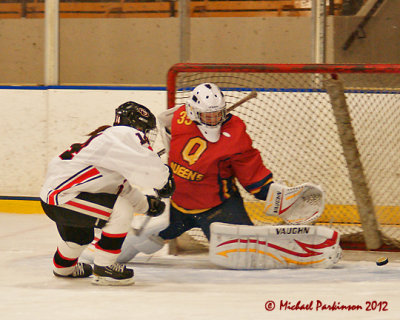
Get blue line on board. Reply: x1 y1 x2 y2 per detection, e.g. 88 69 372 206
1 85 399 94
179 86 400 94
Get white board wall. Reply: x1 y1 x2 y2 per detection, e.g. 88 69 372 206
0 87 166 196
1 86 398 204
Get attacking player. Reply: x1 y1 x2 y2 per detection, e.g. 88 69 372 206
114 83 341 269
40 101 174 285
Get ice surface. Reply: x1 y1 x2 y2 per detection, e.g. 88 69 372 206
1 213 399 320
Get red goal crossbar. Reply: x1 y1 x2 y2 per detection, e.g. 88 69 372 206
167 63 400 109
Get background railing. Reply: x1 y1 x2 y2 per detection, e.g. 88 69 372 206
0 0 348 18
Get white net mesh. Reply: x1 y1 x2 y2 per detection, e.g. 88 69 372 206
166 64 400 251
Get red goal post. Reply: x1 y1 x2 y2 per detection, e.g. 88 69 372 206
166 63 400 252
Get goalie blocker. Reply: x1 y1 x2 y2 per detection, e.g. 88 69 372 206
209 223 341 269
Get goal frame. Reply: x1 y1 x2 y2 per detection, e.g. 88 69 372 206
166 63 400 251
167 63 400 110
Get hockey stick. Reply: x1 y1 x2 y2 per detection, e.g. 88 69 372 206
156 90 257 157
226 90 258 113
132 215 151 236
134 145 174 235
133 194 166 236
157 149 166 157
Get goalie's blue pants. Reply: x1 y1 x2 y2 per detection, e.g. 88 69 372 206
159 193 253 241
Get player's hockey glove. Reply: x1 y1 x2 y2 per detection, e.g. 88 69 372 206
146 195 166 217
155 165 175 198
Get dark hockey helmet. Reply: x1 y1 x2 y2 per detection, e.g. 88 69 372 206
114 101 156 133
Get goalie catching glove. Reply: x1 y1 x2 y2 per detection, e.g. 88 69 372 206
264 182 325 224
154 165 175 198
146 195 166 217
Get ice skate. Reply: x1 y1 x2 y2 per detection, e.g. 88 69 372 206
53 262 93 278
92 263 134 286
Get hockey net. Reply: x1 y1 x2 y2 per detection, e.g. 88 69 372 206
165 63 400 252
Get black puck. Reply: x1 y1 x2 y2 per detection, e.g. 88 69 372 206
376 257 388 266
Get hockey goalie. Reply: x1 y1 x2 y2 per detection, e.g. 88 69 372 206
82 82 342 269
83 178 342 270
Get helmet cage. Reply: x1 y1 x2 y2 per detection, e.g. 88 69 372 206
196 108 227 127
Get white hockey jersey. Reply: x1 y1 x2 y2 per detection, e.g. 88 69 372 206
40 125 169 208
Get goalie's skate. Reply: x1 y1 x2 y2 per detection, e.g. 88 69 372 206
92 263 134 286
53 262 93 278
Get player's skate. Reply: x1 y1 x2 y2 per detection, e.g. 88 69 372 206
92 263 134 286
53 262 93 278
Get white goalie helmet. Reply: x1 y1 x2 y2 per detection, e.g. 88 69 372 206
186 83 227 142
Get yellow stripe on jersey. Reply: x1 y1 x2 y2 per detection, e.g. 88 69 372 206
249 178 273 194
170 199 211 215
221 180 231 200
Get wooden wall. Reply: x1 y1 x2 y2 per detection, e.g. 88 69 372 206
0 0 398 85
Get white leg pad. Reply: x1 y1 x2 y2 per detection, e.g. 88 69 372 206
82 199 169 264
117 234 164 263
131 199 170 236
209 222 341 270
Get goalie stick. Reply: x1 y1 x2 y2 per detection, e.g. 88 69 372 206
226 90 257 113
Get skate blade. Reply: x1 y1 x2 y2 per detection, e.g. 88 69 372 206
91 275 135 286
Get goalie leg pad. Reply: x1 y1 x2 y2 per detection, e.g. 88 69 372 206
117 234 164 263
264 182 325 224
209 222 341 270
82 202 169 264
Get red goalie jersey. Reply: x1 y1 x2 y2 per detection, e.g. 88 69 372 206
169 105 273 213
